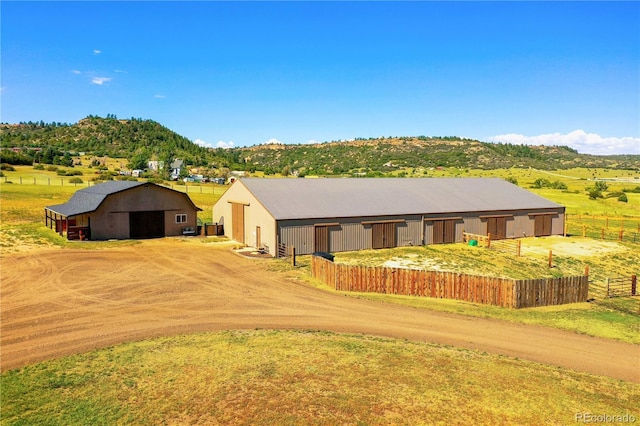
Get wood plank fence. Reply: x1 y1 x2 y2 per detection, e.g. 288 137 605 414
311 256 589 309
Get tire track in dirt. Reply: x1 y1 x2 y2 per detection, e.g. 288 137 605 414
1 240 638 383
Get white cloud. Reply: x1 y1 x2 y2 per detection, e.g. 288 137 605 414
91 77 112 85
93 49 102 55
194 138 235 149
486 130 640 156
72 69 82 75
154 94 165 99
263 138 283 145
304 139 321 145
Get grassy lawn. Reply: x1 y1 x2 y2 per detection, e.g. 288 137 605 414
2 330 638 425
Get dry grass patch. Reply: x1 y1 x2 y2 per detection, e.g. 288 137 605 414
2 330 639 425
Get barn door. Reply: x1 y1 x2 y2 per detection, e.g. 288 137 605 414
431 219 456 244
130 211 165 239
256 226 261 248
314 226 329 252
534 215 553 237
231 203 245 243
487 217 507 240
372 223 396 249
432 220 444 244
372 224 384 249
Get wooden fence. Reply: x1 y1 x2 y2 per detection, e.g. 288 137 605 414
311 256 589 309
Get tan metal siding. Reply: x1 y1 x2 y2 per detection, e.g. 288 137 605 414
213 181 279 254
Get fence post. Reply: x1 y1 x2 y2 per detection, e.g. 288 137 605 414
584 265 589 277
619 230 623 241
487 233 491 249
601 228 604 240
517 240 521 257
291 246 296 267
548 250 553 268
632 275 637 296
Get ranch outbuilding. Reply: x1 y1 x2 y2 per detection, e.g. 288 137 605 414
45 181 201 240
212 177 565 257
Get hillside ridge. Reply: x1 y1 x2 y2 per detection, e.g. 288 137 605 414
2 116 639 175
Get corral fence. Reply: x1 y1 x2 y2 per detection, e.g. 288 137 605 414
311 255 589 309
566 215 640 244
1 175 226 195
463 232 521 256
606 275 637 298
277 243 296 266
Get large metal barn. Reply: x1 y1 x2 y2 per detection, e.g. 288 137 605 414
212 177 565 257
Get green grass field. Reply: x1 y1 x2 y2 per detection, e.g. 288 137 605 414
2 164 639 424
2 330 639 425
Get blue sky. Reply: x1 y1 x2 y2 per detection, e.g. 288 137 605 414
2 1 639 155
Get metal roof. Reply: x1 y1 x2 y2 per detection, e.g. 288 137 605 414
239 177 564 220
45 181 201 217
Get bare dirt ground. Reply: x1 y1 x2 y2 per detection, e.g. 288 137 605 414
1 239 638 383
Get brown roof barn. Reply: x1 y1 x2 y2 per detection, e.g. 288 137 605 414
45 181 201 240
212 177 565 257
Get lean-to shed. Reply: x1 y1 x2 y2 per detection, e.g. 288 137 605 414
212 177 565 256
45 181 201 240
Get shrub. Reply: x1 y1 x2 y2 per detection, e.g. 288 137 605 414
0 163 16 171
618 193 628 203
68 177 84 184
46 165 58 172
588 189 603 199
33 164 45 170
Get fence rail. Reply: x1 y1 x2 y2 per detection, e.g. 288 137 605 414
566 215 640 244
311 256 589 309
1 175 226 195
462 232 521 255
607 275 637 298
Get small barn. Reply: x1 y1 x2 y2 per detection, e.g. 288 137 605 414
45 181 202 240
212 178 565 257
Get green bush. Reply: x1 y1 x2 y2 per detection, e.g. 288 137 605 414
618 193 628 203
68 177 84 184
588 189 603 199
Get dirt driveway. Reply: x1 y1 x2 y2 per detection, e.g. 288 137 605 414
1 239 638 383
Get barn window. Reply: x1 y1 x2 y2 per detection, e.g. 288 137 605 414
176 214 187 223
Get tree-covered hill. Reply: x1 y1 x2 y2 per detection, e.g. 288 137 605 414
241 137 639 176
1 116 638 176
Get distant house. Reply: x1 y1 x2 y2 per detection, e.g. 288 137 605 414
212 178 565 257
170 159 184 180
147 160 164 172
45 181 201 240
